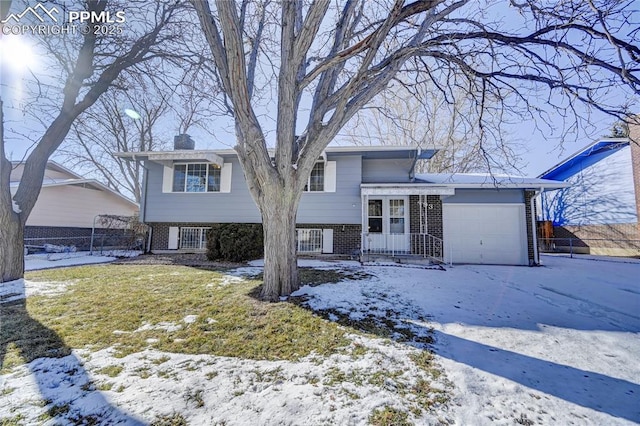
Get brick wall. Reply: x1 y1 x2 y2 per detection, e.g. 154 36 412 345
24 226 93 250
296 224 361 255
408 195 443 238
524 190 536 265
628 117 640 229
552 223 640 256
150 222 361 255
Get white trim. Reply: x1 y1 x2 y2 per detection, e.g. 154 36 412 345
221 162 232 193
324 161 336 192
361 185 455 196
179 226 210 250
171 163 224 193
296 228 323 253
147 151 224 166
162 166 173 193
168 227 179 250
364 196 410 252
322 229 334 254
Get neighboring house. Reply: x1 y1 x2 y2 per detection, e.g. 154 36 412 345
119 143 566 266
10 161 139 248
538 137 640 256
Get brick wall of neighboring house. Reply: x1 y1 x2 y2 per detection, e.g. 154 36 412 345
24 226 94 249
524 190 537 264
24 226 139 251
553 223 640 255
150 222 361 255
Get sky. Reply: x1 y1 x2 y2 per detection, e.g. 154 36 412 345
0 1 637 178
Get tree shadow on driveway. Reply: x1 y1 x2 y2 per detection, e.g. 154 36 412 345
432 329 640 423
1 284 143 425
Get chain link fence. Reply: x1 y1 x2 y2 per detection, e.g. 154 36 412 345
24 215 149 255
538 237 640 258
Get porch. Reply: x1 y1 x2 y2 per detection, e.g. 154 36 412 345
360 185 455 264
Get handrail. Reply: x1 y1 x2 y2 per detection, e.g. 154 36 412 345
362 232 444 263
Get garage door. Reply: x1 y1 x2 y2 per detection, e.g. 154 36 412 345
443 204 528 265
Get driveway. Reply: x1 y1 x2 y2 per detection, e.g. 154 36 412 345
298 254 640 424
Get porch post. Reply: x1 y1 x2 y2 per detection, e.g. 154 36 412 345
361 192 367 255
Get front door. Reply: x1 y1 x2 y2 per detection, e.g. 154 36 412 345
365 196 409 253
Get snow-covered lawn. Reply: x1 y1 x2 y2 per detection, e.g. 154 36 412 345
1 255 638 425
25 250 140 271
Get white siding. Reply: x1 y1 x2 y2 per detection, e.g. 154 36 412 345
24 185 138 228
541 146 637 225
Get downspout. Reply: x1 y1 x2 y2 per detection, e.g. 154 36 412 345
409 147 422 181
138 157 153 253
530 190 539 266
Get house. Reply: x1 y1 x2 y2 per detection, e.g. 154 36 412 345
119 142 567 266
10 161 139 248
538 135 640 256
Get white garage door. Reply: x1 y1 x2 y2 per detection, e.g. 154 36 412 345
443 204 528 265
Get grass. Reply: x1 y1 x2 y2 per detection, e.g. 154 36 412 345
2 263 448 424
1 265 349 373
369 406 412 426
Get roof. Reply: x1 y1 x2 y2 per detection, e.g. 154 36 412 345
538 138 630 181
10 160 138 208
116 145 440 161
413 173 570 190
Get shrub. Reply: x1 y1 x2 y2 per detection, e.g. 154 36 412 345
207 223 264 262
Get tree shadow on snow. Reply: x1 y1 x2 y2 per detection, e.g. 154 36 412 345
432 330 640 423
292 273 640 423
0 288 143 425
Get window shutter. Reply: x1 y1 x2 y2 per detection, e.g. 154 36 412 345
322 229 334 254
162 165 173 193
168 227 179 249
324 161 336 192
220 163 232 193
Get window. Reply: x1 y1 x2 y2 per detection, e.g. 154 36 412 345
304 162 324 192
180 227 209 250
296 229 323 253
389 199 405 234
173 164 221 192
368 199 383 233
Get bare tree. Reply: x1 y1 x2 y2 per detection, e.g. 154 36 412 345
59 74 172 203
1 0 186 282
342 85 522 174
190 0 638 301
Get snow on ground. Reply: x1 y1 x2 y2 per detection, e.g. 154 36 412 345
25 250 140 272
1 254 639 425
296 255 640 425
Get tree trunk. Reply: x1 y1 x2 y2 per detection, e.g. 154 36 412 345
258 187 300 302
0 214 25 283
